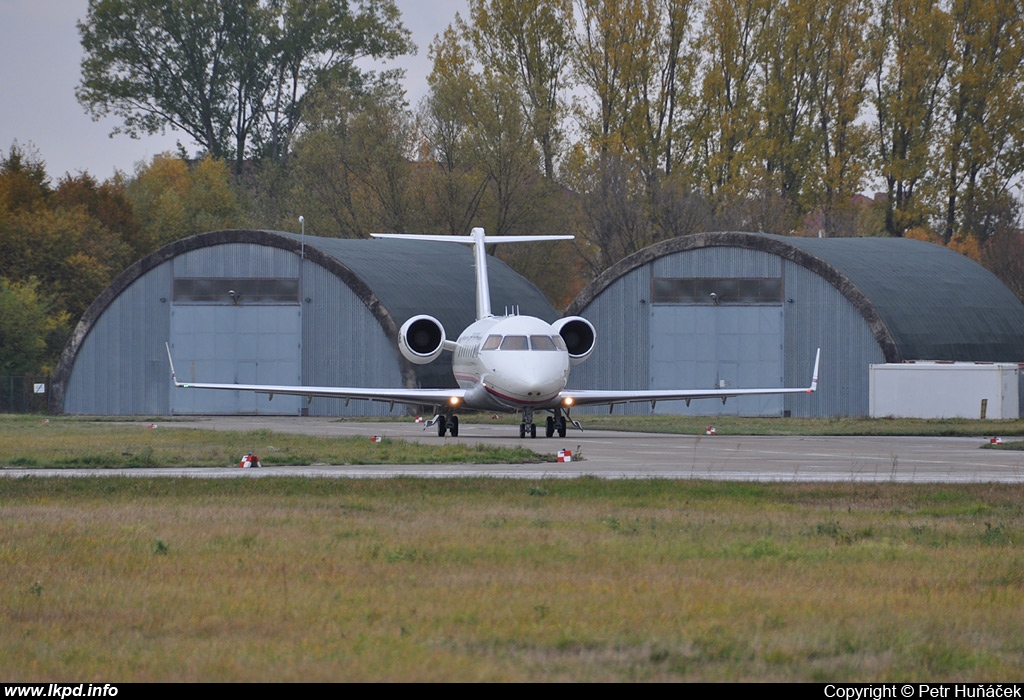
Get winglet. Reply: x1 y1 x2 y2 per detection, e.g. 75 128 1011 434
165 342 183 388
808 348 821 393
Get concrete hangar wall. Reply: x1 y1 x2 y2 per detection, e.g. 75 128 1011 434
53 229 558 416
565 231 1024 418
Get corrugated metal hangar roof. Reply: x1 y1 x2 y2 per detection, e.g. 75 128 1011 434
53 229 557 415
570 231 1024 363
780 235 1024 362
566 231 1024 418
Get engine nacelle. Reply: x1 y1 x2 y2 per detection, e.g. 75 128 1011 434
399 315 447 365
552 316 596 365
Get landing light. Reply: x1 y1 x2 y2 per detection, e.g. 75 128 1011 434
449 396 461 406
562 397 574 407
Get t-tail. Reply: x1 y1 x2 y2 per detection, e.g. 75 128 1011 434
370 228 572 320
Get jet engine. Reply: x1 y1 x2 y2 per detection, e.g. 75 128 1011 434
552 316 596 365
398 315 447 364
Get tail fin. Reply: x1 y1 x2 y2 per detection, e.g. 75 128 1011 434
371 228 572 320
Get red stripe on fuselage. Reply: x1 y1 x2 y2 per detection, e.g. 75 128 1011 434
484 384 558 407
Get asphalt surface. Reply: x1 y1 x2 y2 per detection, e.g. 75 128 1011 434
3 416 1024 482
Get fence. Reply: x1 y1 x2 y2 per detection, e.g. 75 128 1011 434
0 376 52 413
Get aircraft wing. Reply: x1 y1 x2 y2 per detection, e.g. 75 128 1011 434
560 348 820 409
166 344 464 408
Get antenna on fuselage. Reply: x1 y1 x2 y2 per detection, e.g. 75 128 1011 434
370 228 573 321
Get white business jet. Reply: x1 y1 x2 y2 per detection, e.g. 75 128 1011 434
167 228 819 438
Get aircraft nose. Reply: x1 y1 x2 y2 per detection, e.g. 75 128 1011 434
489 349 569 401
520 361 568 398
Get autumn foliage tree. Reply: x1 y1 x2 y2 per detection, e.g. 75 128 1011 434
0 145 131 373
126 154 241 254
77 0 414 175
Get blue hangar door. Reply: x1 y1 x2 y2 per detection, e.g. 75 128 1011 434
649 276 785 416
169 277 302 415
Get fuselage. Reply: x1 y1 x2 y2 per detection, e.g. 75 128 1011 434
451 314 571 412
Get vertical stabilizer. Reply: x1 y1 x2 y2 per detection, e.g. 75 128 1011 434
469 228 492 319
370 229 573 320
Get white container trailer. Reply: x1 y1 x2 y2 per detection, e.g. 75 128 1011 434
869 362 1021 419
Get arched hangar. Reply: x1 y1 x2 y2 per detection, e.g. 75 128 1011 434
53 229 558 415
565 232 1024 417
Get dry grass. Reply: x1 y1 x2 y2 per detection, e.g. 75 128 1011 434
0 415 544 467
1 478 1022 681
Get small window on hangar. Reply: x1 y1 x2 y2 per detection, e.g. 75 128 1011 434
173 278 300 304
652 277 783 305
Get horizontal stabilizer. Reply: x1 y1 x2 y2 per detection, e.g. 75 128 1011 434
371 228 572 319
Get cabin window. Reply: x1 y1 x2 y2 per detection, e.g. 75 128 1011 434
481 335 503 351
530 335 557 350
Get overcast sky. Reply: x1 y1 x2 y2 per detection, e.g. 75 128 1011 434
0 0 468 181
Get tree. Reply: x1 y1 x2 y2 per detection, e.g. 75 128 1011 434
981 208 1024 302
868 0 949 237
568 0 703 269
804 0 872 236
77 0 413 175
0 143 50 214
126 154 240 253
464 0 573 179
289 81 421 237
418 27 490 236
938 0 1024 243
689 0 770 202
53 173 141 257
0 278 69 376
752 0 816 226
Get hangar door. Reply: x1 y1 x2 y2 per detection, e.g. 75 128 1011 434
650 277 785 416
169 278 301 415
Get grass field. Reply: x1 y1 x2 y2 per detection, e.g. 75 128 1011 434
1 415 1023 681
0 415 546 468
1 477 1022 681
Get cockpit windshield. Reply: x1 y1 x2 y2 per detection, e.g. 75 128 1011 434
482 334 565 351
499 335 529 350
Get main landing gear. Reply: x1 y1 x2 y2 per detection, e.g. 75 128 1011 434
427 412 459 437
545 414 568 438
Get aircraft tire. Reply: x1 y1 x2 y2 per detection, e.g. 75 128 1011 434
557 417 567 438
450 415 459 437
530 423 537 439
519 423 526 438
437 415 447 438
545 416 555 438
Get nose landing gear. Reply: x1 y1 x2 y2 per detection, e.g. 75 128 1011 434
519 407 537 438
